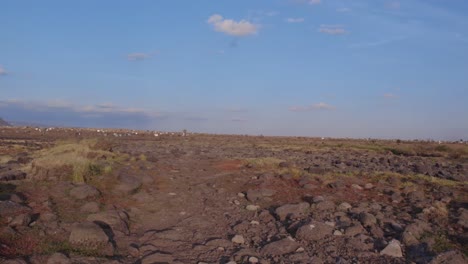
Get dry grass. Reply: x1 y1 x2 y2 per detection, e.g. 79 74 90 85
29 139 117 183
242 157 284 168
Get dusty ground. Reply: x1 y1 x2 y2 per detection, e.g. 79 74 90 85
0 127 467 264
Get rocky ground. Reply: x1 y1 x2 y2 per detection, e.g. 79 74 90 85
0 127 467 264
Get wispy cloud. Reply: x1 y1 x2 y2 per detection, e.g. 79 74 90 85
0 99 164 128
0 66 7 76
337 7 351 13
350 36 407 48
286 17 305 23
318 25 348 35
127 52 153 61
385 1 401 10
289 102 336 112
383 93 398 99
231 118 248 122
293 0 321 5
207 14 259 37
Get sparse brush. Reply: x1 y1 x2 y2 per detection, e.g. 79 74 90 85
29 140 117 183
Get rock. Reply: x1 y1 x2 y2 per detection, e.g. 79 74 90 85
295 221 334 241
333 230 343 236
231 235 245 244
248 256 259 263
380 239 403 258
0 170 27 181
275 202 310 221
2 259 28 264
246 205 260 211
429 250 467 264
359 212 377 227
315 200 335 211
140 252 174 264
114 174 142 195
337 202 352 211
47 253 71 264
364 183 374 189
87 210 130 235
238 192 246 198
246 189 263 202
0 201 31 217
351 184 363 190
261 237 299 256
80 202 100 213
345 224 367 237
8 213 31 227
69 222 110 246
312 196 325 203
246 189 276 202
457 208 468 228
69 184 100 200
206 238 232 248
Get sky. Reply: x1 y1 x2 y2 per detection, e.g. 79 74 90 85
1 0 468 140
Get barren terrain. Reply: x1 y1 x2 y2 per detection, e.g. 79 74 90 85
0 127 467 264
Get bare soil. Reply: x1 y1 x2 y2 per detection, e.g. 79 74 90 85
0 127 467 264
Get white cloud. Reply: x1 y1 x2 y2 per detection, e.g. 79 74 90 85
127 52 152 61
0 66 7 76
309 0 321 5
207 14 259 37
318 25 348 35
286 18 305 23
289 102 336 112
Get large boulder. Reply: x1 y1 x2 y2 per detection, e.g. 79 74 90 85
87 210 130 235
69 222 112 255
275 202 310 221
113 174 142 195
295 221 334 241
261 237 299 256
69 184 100 200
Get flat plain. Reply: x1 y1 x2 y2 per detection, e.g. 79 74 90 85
0 127 467 264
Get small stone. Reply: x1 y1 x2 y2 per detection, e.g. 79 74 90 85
313 196 325 203
250 220 260 225
80 202 100 213
233 200 241 205
333 230 343 236
246 205 260 211
364 183 374 189
337 202 352 211
351 184 363 190
360 212 377 227
296 247 305 252
238 192 246 198
47 252 71 264
380 239 403 258
248 256 259 263
232 235 245 244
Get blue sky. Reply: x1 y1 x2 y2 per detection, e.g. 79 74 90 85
1 0 467 140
